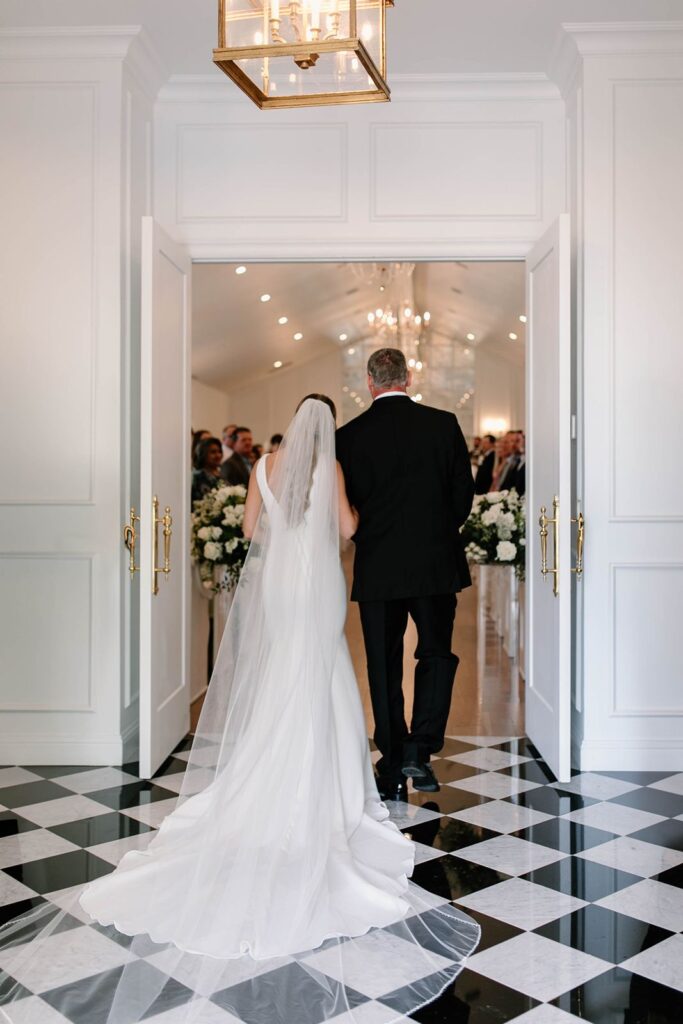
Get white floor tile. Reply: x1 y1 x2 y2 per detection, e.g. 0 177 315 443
0 768 43 790
0 924 135 993
0 872 38 908
154 769 214 796
327 1002 403 1024
0 829 78 870
86 832 155 866
449 773 540 800
455 877 587 930
452 835 566 876
649 773 683 796
508 1005 585 1024
561 801 666 836
145 1002 242 1023
49 767 140 794
121 797 178 828
0 995 72 1023
412 841 446 865
14 794 112 828
451 736 522 747
384 802 442 830
595 878 683 932
44 884 94 923
466 932 609 1002
449 799 553 834
449 749 531 771
620 933 683 993
575 836 683 877
303 929 454 999
551 773 641 800
145 947 293 997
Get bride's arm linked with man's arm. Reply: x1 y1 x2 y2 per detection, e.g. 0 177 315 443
337 461 359 540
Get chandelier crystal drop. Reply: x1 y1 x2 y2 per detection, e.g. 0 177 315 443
350 262 415 291
214 1 392 109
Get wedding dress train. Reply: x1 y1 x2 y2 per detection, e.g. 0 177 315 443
0 400 479 1024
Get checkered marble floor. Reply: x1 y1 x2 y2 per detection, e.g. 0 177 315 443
1 736 683 1022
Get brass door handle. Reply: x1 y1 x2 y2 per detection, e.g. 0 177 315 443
152 496 173 595
571 511 584 579
123 507 140 578
539 495 559 597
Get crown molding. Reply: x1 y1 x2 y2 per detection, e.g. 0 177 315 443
158 71 560 106
562 21 683 56
0 25 167 96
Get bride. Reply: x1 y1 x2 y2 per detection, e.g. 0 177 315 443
0 396 479 1024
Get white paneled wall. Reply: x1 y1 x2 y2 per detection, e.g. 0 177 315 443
557 25 683 768
191 379 230 438
473 349 525 437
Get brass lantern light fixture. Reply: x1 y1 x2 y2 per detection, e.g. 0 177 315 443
213 0 392 109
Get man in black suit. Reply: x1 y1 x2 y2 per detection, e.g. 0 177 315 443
336 349 474 799
220 427 253 487
474 434 496 494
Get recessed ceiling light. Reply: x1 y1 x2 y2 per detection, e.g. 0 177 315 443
423 312 431 322
235 265 247 275
464 348 470 355
260 293 271 302
415 360 423 371
413 394 423 403
350 391 357 398
339 333 348 342
278 316 288 325
359 402 365 408
404 307 412 318
293 332 303 341
348 347 356 355
408 358 416 368
342 386 349 393
273 360 283 369
519 314 527 323
355 396 362 404
467 333 476 341
508 332 518 341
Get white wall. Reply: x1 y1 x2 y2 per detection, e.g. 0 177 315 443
226 348 344 444
191 378 230 438
473 349 525 437
558 24 683 769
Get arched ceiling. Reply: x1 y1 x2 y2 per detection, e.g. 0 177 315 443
191 260 525 391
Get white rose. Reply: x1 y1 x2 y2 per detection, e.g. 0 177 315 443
225 538 238 554
496 540 517 562
204 541 222 560
487 491 503 503
496 511 515 540
211 526 223 540
197 527 211 541
482 506 501 527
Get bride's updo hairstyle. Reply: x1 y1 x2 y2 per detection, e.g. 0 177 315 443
295 393 336 421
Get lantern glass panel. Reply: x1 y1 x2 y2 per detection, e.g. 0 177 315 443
235 50 380 100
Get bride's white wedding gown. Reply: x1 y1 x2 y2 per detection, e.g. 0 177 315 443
0 399 479 1024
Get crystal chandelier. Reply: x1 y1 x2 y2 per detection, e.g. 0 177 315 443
214 1 392 109
350 262 415 292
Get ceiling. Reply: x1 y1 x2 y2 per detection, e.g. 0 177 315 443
2 0 680 75
191 260 525 391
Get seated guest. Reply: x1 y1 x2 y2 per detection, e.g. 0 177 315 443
221 427 253 486
474 434 496 494
512 430 526 495
191 429 211 458
192 437 223 504
221 423 237 464
252 443 264 462
469 436 482 465
492 431 518 491
269 433 283 453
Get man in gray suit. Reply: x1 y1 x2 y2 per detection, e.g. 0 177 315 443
220 427 253 486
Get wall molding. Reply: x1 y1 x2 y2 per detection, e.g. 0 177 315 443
0 732 127 766
579 738 683 771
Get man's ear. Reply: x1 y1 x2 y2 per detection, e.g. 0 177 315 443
406 369 414 389
367 374 375 395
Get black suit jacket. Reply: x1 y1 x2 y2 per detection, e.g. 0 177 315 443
220 453 251 487
474 449 495 495
336 396 474 602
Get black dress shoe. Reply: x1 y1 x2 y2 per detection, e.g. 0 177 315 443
410 764 440 793
402 758 427 779
376 775 407 802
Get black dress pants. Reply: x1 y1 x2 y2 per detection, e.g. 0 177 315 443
359 594 459 781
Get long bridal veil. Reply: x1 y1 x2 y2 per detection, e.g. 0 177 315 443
0 399 479 1024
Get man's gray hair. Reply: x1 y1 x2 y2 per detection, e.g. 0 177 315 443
367 348 408 389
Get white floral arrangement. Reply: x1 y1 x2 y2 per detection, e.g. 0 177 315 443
461 489 526 580
190 485 250 592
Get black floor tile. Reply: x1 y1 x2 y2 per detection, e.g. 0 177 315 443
612 786 683 819
506 786 598 815
408 969 539 1022
653 862 683 888
42 960 192 1024
450 907 523 952
490 738 541 759
152 756 191 780
0 810 40 838
553 965 683 1023
0 972 31 1005
87 781 176 811
408 786 491 816
497 761 557 785
535 904 674 964
22 765 96 780
213 962 367 1024
437 739 479 757
411 855 511 903
594 770 680 785
511 816 617 854
50 811 154 849
405 816 499 854
4 849 113 894
0 895 47 929
520 858 641 903
430 760 485 785
0 780 74 809
630 818 683 851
